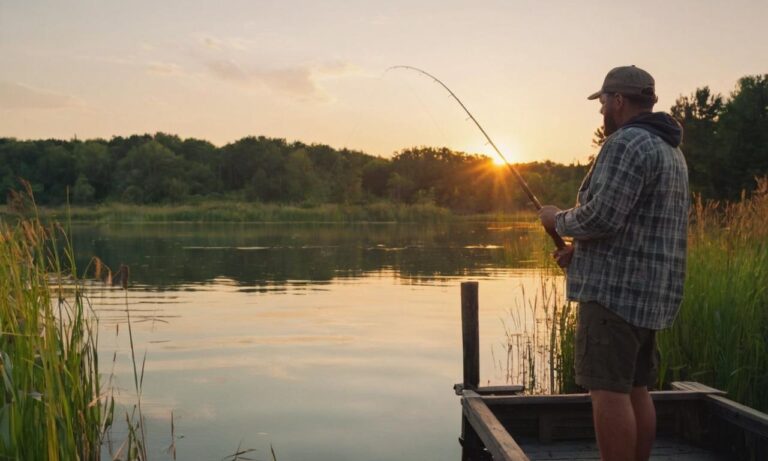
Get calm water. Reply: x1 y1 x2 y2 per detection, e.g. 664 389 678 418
71 222 560 461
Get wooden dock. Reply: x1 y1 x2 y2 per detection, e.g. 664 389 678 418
457 281 768 461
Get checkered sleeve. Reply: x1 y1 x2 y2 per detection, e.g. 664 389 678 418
555 137 647 240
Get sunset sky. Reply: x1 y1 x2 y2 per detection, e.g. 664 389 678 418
1 0 766 164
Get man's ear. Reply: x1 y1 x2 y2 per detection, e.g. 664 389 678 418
615 93 625 110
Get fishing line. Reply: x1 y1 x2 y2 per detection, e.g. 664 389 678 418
386 65 566 250
399 75 452 145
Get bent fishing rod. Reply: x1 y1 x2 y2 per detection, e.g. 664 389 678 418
387 65 566 249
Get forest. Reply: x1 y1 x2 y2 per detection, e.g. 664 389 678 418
1 74 766 213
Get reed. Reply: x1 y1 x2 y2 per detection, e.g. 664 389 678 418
658 178 768 410
502 178 768 403
22 201 455 224
498 273 578 395
0 193 108 459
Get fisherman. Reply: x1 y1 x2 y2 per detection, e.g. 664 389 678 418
538 65 689 461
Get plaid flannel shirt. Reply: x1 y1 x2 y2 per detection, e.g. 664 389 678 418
555 126 689 330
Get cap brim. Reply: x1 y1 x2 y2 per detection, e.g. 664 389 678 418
587 91 601 100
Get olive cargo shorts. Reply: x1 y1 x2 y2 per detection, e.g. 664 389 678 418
575 301 660 393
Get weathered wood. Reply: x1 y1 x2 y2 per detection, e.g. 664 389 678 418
537 412 554 443
462 390 530 461
461 281 480 390
481 390 712 407
671 381 727 395
454 284 767 459
482 390 730 444
461 414 489 461
456 383 526 396
706 394 768 439
518 436 727 460
475 385 526 396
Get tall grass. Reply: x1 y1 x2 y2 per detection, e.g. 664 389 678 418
0 187 156 460
658 178 768 411
502 178 768 403
20 201 454 223
498 274 578 395
3 201 543 224
0 201 108 459
0 188 283 460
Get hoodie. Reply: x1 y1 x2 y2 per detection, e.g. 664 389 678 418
622 112 683 147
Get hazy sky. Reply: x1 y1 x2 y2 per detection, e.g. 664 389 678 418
1 0 766 163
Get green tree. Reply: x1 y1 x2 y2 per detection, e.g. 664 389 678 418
73 141 113 200
362 158 391 198
285 149 319 202
716 75 768 198
670 87 724 197
386 172 416 203
72 174 95 204
115 141 188 203
36 144 78 204
220 137 287 192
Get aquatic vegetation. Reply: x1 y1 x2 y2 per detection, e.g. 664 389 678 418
499 273 577 395
24 201 455 224
0 186 151 460
502 178 768 406
658 178 768 411
0 199 106 459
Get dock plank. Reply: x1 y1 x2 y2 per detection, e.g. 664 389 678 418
462 390 530 461
482 390 714 407
671 381 727 395
518 437 727 460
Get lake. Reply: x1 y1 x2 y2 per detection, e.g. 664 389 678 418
70 221 563 461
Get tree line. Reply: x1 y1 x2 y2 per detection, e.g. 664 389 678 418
670 75 768 199
0 133 588 212
1 74 765 212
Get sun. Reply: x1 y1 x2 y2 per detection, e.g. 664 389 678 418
463 140 519 166
491 154 507 166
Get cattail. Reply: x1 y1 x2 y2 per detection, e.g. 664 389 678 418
22 220 36 244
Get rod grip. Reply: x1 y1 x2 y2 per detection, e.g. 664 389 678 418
545 227 566 250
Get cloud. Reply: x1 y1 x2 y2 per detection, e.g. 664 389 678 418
204 59 359 101
0 81 81 110
315 60 360 77
206 59 250 82
73 54 136 66
200 35 251 52
146 61 184 76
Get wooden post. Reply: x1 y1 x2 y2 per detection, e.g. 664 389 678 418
461 281 480 390
460 414 487 461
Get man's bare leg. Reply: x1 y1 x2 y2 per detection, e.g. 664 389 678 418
591 389 636 461
630 386 656 461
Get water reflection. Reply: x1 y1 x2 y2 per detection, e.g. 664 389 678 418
71 222 556 461
70 222 546 287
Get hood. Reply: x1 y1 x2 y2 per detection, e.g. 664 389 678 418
621 112 683 147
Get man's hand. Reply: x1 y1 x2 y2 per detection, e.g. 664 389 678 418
538 205 561 232
552 244 574 268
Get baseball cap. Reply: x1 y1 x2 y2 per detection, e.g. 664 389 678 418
587 65 657 101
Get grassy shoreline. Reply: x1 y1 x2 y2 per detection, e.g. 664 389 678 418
1 201 538 224
0 213 108 458
502 179 768 412
658 179 768 411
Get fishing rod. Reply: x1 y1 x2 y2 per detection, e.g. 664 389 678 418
387 65 566 249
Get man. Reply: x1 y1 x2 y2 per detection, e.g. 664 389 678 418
538 65 689 461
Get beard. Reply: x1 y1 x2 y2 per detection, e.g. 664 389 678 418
603 112 618 137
